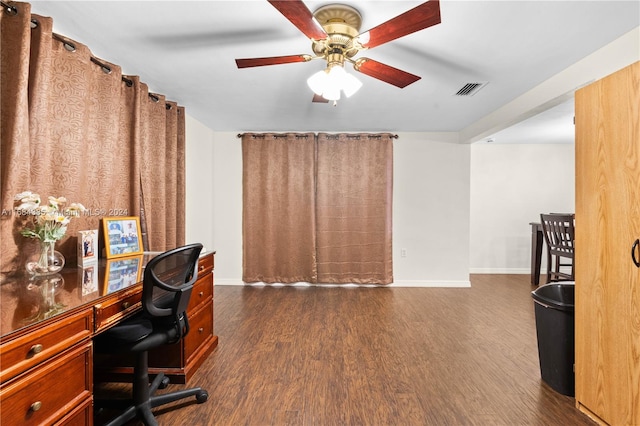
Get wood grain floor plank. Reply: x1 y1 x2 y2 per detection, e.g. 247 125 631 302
96 275 594 425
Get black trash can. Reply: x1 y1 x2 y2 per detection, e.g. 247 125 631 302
531 282 575 396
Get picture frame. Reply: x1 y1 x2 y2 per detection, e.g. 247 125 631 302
80 264 98 297
77 229 98 267
102 216 144 259
103 255 144 294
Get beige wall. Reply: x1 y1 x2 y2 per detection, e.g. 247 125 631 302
184 115 216 252
185 123 472 286
185 116 575 283
469 142 575 273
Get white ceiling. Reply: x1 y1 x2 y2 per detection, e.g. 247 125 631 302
27 1 640 142
480 97 575 144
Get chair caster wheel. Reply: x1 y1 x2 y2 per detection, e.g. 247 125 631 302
196 390 209 403
159 376 170 389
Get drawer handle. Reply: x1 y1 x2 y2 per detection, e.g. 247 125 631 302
199 265 205 271
122 301 130 309
198 327 204 333
30 401 42 412
199 291 204 297
30 344 44 355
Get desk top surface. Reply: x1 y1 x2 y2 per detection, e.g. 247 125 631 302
0 252 212 339
0 254 158 338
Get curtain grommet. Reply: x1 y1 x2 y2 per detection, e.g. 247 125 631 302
2 2 18 16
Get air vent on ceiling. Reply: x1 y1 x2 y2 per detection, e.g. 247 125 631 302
454 82 488 96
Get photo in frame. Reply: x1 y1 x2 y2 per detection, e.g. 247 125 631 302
102 216 144 259
77 229 98 267
80 264 98 297
103 255 143 294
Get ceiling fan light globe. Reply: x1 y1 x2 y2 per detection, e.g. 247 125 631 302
323 86 341 101
327 65 346 84
307 70 328 96
325 66 348 99
342 73 362 97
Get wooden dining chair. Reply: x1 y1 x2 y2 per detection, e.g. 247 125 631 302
540 213 575 283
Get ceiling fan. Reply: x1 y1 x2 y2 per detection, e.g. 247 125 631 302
235 0 441 104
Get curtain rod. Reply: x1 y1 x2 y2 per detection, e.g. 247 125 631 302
237 133 399 139
14 5 177 113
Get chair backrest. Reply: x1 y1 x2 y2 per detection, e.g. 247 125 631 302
142 243 203 340
540 214 575 258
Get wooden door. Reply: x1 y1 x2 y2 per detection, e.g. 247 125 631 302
574 61 640 425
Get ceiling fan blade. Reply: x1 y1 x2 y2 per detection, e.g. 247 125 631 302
236 55 310 68
358 0 441 49
354 58 421 88
268 0 328 41
312 93 329 103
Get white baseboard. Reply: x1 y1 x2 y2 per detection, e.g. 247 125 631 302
214 279 471 288
214 279 240 286
469 268 531 274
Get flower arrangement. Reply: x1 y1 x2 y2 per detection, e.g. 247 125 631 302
14 191 86 276
14 191 86 243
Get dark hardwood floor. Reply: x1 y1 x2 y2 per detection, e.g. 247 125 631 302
95 274 594 425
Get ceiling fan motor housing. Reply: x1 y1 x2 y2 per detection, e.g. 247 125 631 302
311 4 363 58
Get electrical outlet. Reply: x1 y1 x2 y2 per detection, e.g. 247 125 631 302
401 248 407 258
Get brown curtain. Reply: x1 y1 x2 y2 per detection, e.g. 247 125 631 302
1 2 31 274
0 2 184 275
242 133 317 283
138 94 186 252
242 132 393 285
316 133 393 284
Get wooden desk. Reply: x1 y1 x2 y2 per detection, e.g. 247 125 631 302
0 252 217 426
530 222 543 285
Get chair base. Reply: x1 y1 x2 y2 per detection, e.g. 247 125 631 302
95 372 208 426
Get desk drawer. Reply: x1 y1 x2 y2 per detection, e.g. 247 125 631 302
184 302 213 363
0 309 92 383
53 396 92 426
197 253 214 277
94 286 142 333
187 273 213 312
0 341 92 426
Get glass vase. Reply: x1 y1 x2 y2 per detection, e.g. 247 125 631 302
25 241 65 276
23 274 66 323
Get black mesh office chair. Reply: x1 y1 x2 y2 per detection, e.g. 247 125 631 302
94 243 208 426
540 213 575 283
